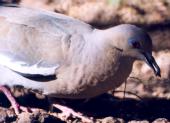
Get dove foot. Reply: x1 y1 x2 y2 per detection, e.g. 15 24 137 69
53 103 93 123
0 86 32 114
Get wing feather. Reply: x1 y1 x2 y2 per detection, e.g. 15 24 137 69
0 53 59 76
0 5 93 77
0 5 93 36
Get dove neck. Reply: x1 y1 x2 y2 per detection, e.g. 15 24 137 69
93 27 126 51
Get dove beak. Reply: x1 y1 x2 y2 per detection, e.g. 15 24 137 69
142 52 161 77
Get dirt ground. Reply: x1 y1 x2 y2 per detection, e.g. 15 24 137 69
0 0 170 123
1 79 170 123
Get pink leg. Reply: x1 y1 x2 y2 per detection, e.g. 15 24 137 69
0 86 31 114
53 103 93 123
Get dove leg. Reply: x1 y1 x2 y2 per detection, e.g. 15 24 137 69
0 86 31 114
53 103 93 123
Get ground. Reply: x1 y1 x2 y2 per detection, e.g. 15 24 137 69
0 0 170 123
1 80 170 123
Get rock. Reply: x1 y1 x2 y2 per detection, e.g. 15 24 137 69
153 118 169 123
0 107 16 123
97 117 124 123
17 112 32 123
128 120 149 123
0 108 7 122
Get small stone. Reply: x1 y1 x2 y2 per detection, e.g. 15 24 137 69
17 112 32 123
98 117 124 123
0 108 7 122
128 120 149 123
153 118 169 123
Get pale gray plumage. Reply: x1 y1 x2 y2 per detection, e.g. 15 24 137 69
0 5 160 99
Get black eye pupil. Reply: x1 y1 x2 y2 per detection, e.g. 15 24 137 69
132 42 140 48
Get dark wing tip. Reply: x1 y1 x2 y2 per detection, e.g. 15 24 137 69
0 3 20 8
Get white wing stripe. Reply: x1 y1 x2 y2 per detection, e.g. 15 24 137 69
0 54 58 76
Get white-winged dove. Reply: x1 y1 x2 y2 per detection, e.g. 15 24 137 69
0 4 160 122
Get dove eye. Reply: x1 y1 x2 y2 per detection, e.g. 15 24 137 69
128 39 141 49
132 41 141 49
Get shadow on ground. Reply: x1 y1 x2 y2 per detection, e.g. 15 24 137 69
0 92 169 122
47 94 170 122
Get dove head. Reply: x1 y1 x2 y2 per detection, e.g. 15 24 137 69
108 24 161 77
